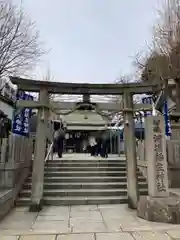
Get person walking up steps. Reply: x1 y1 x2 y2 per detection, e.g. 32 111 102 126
54 126 65 158
101 130 108 158
95 136 102 156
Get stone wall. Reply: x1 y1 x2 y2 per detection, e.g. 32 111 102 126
167 139 180 187
0 134 33 220
0 190 13 220
136 124 180 188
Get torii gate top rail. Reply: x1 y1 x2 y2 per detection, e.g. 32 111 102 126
10 77 160 95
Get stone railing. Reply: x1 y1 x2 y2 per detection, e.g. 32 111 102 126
166 139 180 187
0 133 33 219
167 140 180 166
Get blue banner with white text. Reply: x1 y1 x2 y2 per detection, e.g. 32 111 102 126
12 90 33 137
163 100 171 137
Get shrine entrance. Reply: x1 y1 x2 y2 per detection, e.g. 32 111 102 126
10 76 160 210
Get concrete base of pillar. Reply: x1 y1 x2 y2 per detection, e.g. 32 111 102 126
137 195 180 224
29 200 43 212
128 197 138 209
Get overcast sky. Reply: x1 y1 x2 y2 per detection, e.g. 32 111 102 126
13 0 158 83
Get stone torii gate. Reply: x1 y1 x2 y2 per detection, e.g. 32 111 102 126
10 76 159 211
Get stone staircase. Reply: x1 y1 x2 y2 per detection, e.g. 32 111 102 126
16 156 148 206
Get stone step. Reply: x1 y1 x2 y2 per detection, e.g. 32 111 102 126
45 163 127 168
15 196 128 206
18 152 148 207
43 171 142 177
18 154 147 206
19 188 148 198
44 166 128 171
23 181 148 190
27 176 146 183
46 159 126 163
46 160 126 165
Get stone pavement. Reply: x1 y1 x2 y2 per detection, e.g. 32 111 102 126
0 204 180 239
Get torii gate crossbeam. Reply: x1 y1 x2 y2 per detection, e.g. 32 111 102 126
10 76 160 94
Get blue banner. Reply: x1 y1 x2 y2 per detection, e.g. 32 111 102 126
163 100 171 136
12 90 33 137
142 96 152 116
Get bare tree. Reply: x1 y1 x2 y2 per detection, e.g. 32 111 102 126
134 1 180 83
152 0 180 54
103 74 140 123
42 66 57 101
42 66 63 103
0 1 44 79
133 0 180 111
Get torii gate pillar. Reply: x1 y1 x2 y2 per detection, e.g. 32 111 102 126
29 88 49 212
123 91 138 209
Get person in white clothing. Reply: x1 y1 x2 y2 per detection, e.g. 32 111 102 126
82 139 88 152
88 136 97 156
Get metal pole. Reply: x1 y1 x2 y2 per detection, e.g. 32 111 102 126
140 112 143 142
